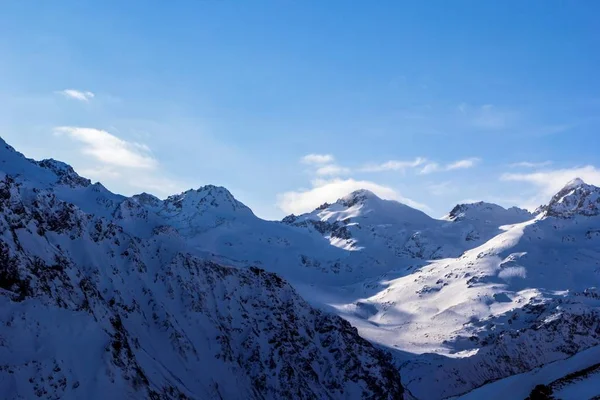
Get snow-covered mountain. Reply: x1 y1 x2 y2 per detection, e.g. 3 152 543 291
3 135 600 400
329 180 600 399
284 191 532 261
0 137 404 399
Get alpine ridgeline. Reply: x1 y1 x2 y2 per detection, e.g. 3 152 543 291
0 138 403 400
3 135 600 399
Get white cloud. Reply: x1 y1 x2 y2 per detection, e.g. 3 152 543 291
301 153 335 164
360 157 426 173
446 157 481 170
54 126 157 169
57 89 95 102
501 166 600 196
509 161 553 168
419 163 441 174
316 164 351 176
419 158 480 174
277 178 430 215
500 165 600 208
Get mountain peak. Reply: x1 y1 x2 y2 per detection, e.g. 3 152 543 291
563 177 586 190
165 184 253 216
37 159 91 188
445 201 532 223
338 189 380 207
544 179 600 218
0 136 93 189
131 192 162 208
196 184 234 196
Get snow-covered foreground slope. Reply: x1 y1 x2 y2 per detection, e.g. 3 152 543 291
457 345 600 400
0 138 404 399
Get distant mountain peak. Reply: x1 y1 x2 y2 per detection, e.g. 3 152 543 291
195 184 235 197
37 159 91 188
0 136 95 190
563 177 586 189
0 136 17 153
338 189 380 207
445 201 532 223
131 192 162 207
544 179 600 218
164 184 253 217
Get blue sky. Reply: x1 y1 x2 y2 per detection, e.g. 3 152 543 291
1 1 599 219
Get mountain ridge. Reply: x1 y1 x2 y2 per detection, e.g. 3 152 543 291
2 135 600 399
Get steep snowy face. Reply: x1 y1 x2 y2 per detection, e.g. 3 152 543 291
0 144 404 400
542 178 600 218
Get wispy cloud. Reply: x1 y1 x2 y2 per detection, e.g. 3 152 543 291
57 89 95 102
301 153 335 164
360 157 426 173
446 158 481 170
419 158 480 174
509 161 553 168
472 104 512 130
53 126 157 169
459 103 515 130
419 162 441 174
316 164 351 176
500 165 600 208
277 178 430 215
53 126 192 197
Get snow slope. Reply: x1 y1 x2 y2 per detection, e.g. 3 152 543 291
457 345 600 400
